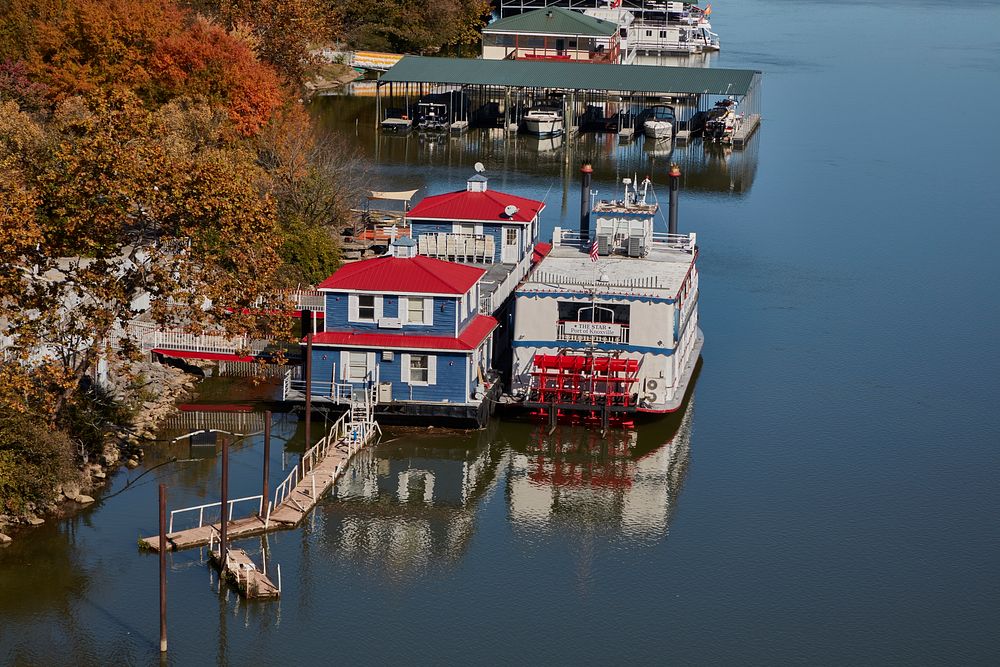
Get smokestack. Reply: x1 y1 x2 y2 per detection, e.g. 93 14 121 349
668 163 681 235
580 163 593 239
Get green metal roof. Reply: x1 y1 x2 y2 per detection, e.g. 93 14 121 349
483 7 618 37
380 57 760 97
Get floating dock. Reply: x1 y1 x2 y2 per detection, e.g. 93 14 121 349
209 547 280 599
139 410 379 552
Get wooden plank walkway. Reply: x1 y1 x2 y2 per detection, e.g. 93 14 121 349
210 547 279 599
139 414 378 552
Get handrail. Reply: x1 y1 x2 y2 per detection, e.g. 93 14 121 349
168 494 263 533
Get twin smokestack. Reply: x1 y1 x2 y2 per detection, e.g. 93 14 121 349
578 162 682 239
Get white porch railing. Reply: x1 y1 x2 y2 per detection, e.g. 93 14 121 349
418 233 496 263
479 253 533 314
138 329 269 357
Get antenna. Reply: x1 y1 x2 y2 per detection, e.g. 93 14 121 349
474 162 486 173
504 204 519 217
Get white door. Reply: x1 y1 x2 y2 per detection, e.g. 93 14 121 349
501 227 519 263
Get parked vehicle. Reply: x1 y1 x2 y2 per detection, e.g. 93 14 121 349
415 91 470 132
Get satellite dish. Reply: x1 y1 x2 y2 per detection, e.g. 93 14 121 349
474 162 486 173
622 177 632 185
504 204 519 217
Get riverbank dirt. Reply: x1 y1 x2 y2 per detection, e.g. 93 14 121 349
303 62 360 97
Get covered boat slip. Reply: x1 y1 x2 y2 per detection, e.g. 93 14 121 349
376 56 761 147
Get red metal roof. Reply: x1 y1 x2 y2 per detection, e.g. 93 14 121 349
317 255 485 294
307 315 498 351
532 241 552 264
406 189 545 223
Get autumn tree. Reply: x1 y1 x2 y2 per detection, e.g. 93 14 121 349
0 91 291 419
327 0 491 55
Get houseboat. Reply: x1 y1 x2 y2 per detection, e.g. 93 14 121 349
508 163 702 427
300 238 501 426
406 167 546 385
482 7 631 64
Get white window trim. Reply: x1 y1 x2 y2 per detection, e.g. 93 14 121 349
401 353 436 386
349 294 382 323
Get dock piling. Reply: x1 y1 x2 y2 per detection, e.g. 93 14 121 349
159 483 167 653
261 411 271 518
220 435 228 568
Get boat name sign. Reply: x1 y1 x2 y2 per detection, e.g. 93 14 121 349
564 321 622 337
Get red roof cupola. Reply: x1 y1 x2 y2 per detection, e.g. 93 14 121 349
317 255 485 294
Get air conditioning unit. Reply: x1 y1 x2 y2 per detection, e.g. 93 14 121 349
645 378 659 391
598 234 612 255
628 234 644 257
382 350 394 361
378 382 393 403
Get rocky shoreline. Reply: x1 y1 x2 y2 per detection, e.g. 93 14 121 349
0 359 200 546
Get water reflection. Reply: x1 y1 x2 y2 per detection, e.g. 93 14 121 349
506 400 694 540
319 397 694 579
324 428 503 578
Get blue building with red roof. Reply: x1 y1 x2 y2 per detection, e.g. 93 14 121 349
305 238 500 425
407 172 544 267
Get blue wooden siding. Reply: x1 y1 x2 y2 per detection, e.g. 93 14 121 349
308 346 471 404
323 291 460 335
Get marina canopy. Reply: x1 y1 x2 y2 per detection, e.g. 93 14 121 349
379 56 759 96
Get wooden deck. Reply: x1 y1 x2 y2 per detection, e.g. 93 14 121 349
139 414 378 552
210 547 279 599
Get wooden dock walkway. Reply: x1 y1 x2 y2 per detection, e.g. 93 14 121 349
210 547 280 599
139 411 379 552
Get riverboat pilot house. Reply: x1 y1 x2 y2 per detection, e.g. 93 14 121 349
306 239 499 424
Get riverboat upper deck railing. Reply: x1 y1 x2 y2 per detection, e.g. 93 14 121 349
552 227 696 253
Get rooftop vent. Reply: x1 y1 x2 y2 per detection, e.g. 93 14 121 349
391 236 418 258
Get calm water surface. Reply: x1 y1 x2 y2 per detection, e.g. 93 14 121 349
4 0 1000 664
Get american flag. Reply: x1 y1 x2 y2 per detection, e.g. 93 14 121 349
589 240 599 262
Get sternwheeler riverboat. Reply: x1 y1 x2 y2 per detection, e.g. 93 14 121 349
508 164 701 427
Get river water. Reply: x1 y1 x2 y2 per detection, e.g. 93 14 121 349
3 0 1000 664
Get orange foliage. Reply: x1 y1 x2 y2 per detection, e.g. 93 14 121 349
150 17 284 136
0 0 288 137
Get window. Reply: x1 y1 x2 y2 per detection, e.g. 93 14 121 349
358 295 375 321
407 297 425 324
659 30 667 39
349 352 368 381
410 355 429 384
458 224 475 236
505 228 517 245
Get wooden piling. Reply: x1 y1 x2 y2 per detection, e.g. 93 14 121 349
220 435 228 567
159 484 167 653
261 411 271 518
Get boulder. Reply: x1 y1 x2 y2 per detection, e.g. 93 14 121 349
75 495 95 504
26 516 44 526
126 457 140 469
0 533 11 545
93 470 107 480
